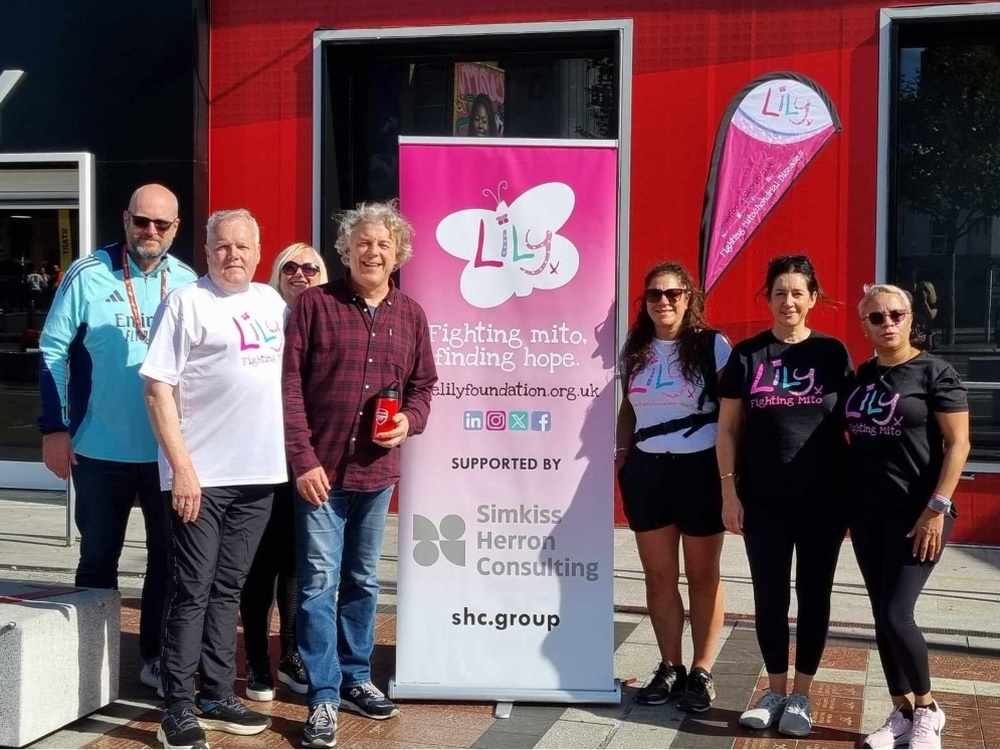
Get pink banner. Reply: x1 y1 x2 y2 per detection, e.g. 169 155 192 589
700 75 841 293
395 140 618 699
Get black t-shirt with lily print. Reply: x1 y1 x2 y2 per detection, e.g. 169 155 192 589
846 351 968 509
719 329 853 505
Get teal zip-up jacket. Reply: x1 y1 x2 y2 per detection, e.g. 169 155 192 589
38 242 198 462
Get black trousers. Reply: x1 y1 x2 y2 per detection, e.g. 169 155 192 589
743 501 847 675
72 454 169 662
239 479 298 668
160 484 273 711
851 504 954 696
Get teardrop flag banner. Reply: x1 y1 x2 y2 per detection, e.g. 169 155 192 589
699 72 842 294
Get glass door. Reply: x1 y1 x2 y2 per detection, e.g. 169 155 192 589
0 154 94 491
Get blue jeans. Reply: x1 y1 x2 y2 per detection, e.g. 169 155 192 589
295 485 393 706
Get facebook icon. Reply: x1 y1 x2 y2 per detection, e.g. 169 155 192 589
463 410 484 430
530 411 552 431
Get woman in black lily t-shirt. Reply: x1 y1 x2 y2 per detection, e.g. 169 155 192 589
848 284 969 750
717 255 852 739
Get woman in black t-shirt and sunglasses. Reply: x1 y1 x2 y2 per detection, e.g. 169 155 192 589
848 284 969 750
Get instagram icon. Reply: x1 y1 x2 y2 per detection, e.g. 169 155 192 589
485 411 507 431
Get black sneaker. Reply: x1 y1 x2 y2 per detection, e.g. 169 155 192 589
196 694 271 735
678 666 716 712
245 664 275 702
302 702 338 748
636 662 687 705
157 707 209 749
278 651 309 695
340 682 400 720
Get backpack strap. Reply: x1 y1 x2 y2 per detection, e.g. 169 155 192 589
695 329 719 412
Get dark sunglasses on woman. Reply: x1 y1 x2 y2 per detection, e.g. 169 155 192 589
281 261 321 278
645 288 688 304
865 310 908 326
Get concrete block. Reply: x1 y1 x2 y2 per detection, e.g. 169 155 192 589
0 584 120 748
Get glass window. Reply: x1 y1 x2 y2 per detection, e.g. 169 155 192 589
0 208 79 462
889 20 1000 462
319 31 620 276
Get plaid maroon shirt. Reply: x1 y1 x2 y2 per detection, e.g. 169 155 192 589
283 277 437 491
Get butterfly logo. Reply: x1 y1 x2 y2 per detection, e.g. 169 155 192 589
436 180 580 308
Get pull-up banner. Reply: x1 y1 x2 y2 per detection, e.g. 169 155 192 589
393 137 619 704
699 73 841 293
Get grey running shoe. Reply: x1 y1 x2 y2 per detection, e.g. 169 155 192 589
862 705 913 749
158 707 209 749
302 702 338 748
636 662 687 705
778 693 813 737
740 690 788 729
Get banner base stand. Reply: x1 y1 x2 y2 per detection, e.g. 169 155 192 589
388 678 622 707
494 701 513 719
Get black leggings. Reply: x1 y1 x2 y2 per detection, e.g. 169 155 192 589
850 505 954 696
743 503 846 675
239 480 298 668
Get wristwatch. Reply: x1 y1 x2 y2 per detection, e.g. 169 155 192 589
927 494 952 514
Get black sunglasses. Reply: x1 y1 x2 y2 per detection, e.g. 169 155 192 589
865 310 909 326
645 288 689 304
281 261 321 278
130 213 176 232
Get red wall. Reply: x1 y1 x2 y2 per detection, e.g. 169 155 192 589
209 0 999 543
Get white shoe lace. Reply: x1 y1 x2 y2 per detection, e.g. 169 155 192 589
911 707 938 743
310 702 337 732
358 682 385 699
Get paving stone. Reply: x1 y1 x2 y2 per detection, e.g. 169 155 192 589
534 719 612 748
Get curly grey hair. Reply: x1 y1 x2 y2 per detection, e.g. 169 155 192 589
334 201 414 270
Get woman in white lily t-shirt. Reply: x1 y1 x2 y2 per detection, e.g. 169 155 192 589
616 261 731 714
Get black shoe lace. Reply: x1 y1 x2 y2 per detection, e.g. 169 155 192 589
689 670 712 692
286 652 307 679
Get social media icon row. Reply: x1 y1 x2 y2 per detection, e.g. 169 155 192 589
463 410 551 432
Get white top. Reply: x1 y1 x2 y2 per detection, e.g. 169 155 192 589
627 333 732 454
140 277 288 490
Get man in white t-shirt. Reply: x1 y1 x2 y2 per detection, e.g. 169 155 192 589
141 208 287 750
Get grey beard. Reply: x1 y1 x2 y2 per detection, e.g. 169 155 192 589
127 238 171 260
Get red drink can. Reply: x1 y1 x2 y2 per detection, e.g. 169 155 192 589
372 385 400 439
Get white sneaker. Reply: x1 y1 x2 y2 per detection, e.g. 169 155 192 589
740 690 788 729
778 693 812 737
862 705 913 748
909 703 946 749
140 660 165 699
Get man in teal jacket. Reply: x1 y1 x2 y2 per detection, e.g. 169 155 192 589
38 183 197 695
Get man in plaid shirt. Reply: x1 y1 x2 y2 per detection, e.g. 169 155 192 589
283 201 437 749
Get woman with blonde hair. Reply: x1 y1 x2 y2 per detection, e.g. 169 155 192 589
240 242 328 702
849 284 969 750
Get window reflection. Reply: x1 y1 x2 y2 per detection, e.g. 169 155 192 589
891 26 1000 461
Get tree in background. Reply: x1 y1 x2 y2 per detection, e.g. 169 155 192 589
897 43 1000 345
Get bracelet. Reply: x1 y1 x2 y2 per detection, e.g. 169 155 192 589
720 472 736 481
927 493 952 514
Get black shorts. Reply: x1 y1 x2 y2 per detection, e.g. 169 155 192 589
617 447 724 536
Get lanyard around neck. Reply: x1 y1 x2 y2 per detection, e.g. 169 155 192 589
121 247 168 342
